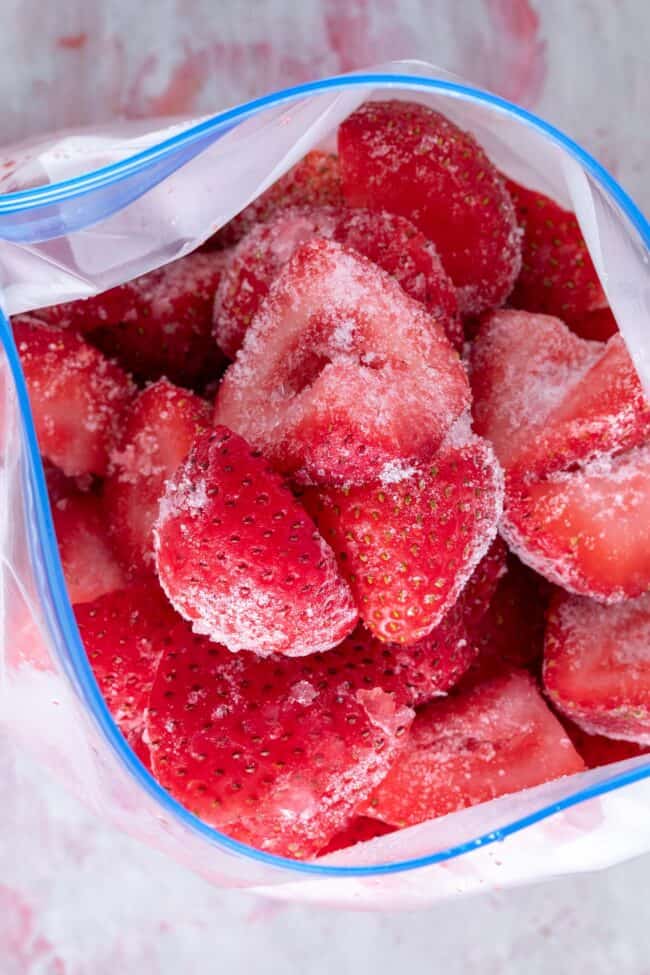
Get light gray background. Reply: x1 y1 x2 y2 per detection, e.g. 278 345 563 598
0 2 648 972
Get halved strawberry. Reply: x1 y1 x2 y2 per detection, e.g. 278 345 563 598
303 435 503 644
146 621 413 858
502 445 650 601
104 379 211 574
318 817 395 855
506 179 617 340
215 238 469 486
51 489 127 605
76 582 180 759
213 206 461 358
470 311 650 476
338 100 521 315
155 426 357 655
13 316 135 476
544 590 650 744
35 252 228 387
210 150 343 248
363 669 585 828
560 716 649 770
469 554 550 675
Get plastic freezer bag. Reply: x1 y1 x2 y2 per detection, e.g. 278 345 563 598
1 62 650 909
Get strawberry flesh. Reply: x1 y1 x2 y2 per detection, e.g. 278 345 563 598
104 378 211 574
338 100 521 315
363 669 585 828
318 817 395 855
215 238 470 486
213 205 461 358
52 489 127 605
155 426 357 655
544 590 650 744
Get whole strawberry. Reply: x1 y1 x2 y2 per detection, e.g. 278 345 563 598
155 426 357 655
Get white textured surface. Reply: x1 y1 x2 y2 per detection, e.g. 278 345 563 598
1 0 649 971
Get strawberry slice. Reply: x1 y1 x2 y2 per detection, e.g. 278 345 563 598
35 252 228 387
560 716 649 769
104 379 211 574
544 590 650 744
51 489 127 605
318 817 395 855
76 582 180 761
215 238 469 486
155 426 357 655
338 100 521 315
469 554 550 675
13 316 135 477
502 445 650 601
506 179 617 340
303 435 503 644
213 206 461 358
470 311 650 476
363 669 585 828
210 151 343 248
146 621 413 858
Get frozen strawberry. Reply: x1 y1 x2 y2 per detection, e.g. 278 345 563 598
13 316 134 477
506 179 617 340
318 817 395 855
51 490 127 605
35 252 228 387
470 311 650 476
76 582 180 751
147 622 413 858
303 435 503 644
155 426 357 655
104 379 211 574
469 555 550 675
326 607 476 711
544 590 650 744
215 239 469 486
502 445 650 601
338 100 521 315
363 669 585 828
460 536 509 632
213 206 461 358
211 151 343 247
560 716 649 769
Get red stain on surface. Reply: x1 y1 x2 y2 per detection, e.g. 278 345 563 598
0 885 66 973
483 0 547 106
57 33 87 50
325 0 417 72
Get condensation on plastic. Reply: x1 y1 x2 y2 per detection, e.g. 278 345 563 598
1 61 650 909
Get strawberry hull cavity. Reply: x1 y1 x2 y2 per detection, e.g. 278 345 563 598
155 426 357 655
215 238 470 486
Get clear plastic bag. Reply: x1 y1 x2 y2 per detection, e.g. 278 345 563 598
1 62 649 909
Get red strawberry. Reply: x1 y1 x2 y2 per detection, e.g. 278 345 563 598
35 252 228 387
155 426 357 655
76 582 180 760
210 150 343 248
470 311 650 476
502 444 650 601
104 379 211 574
459 535 509 632
51 489 127 605
146 621 413 858
327 606 476 710
544 590 650 744
215 238 470 486
213 206 461 358
303 435 503 644
469 555 550 675
362 669 585 828
338 100 521 315
13 316 135 477
318 817 395 855
560 716 649 770
506 179 617 340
